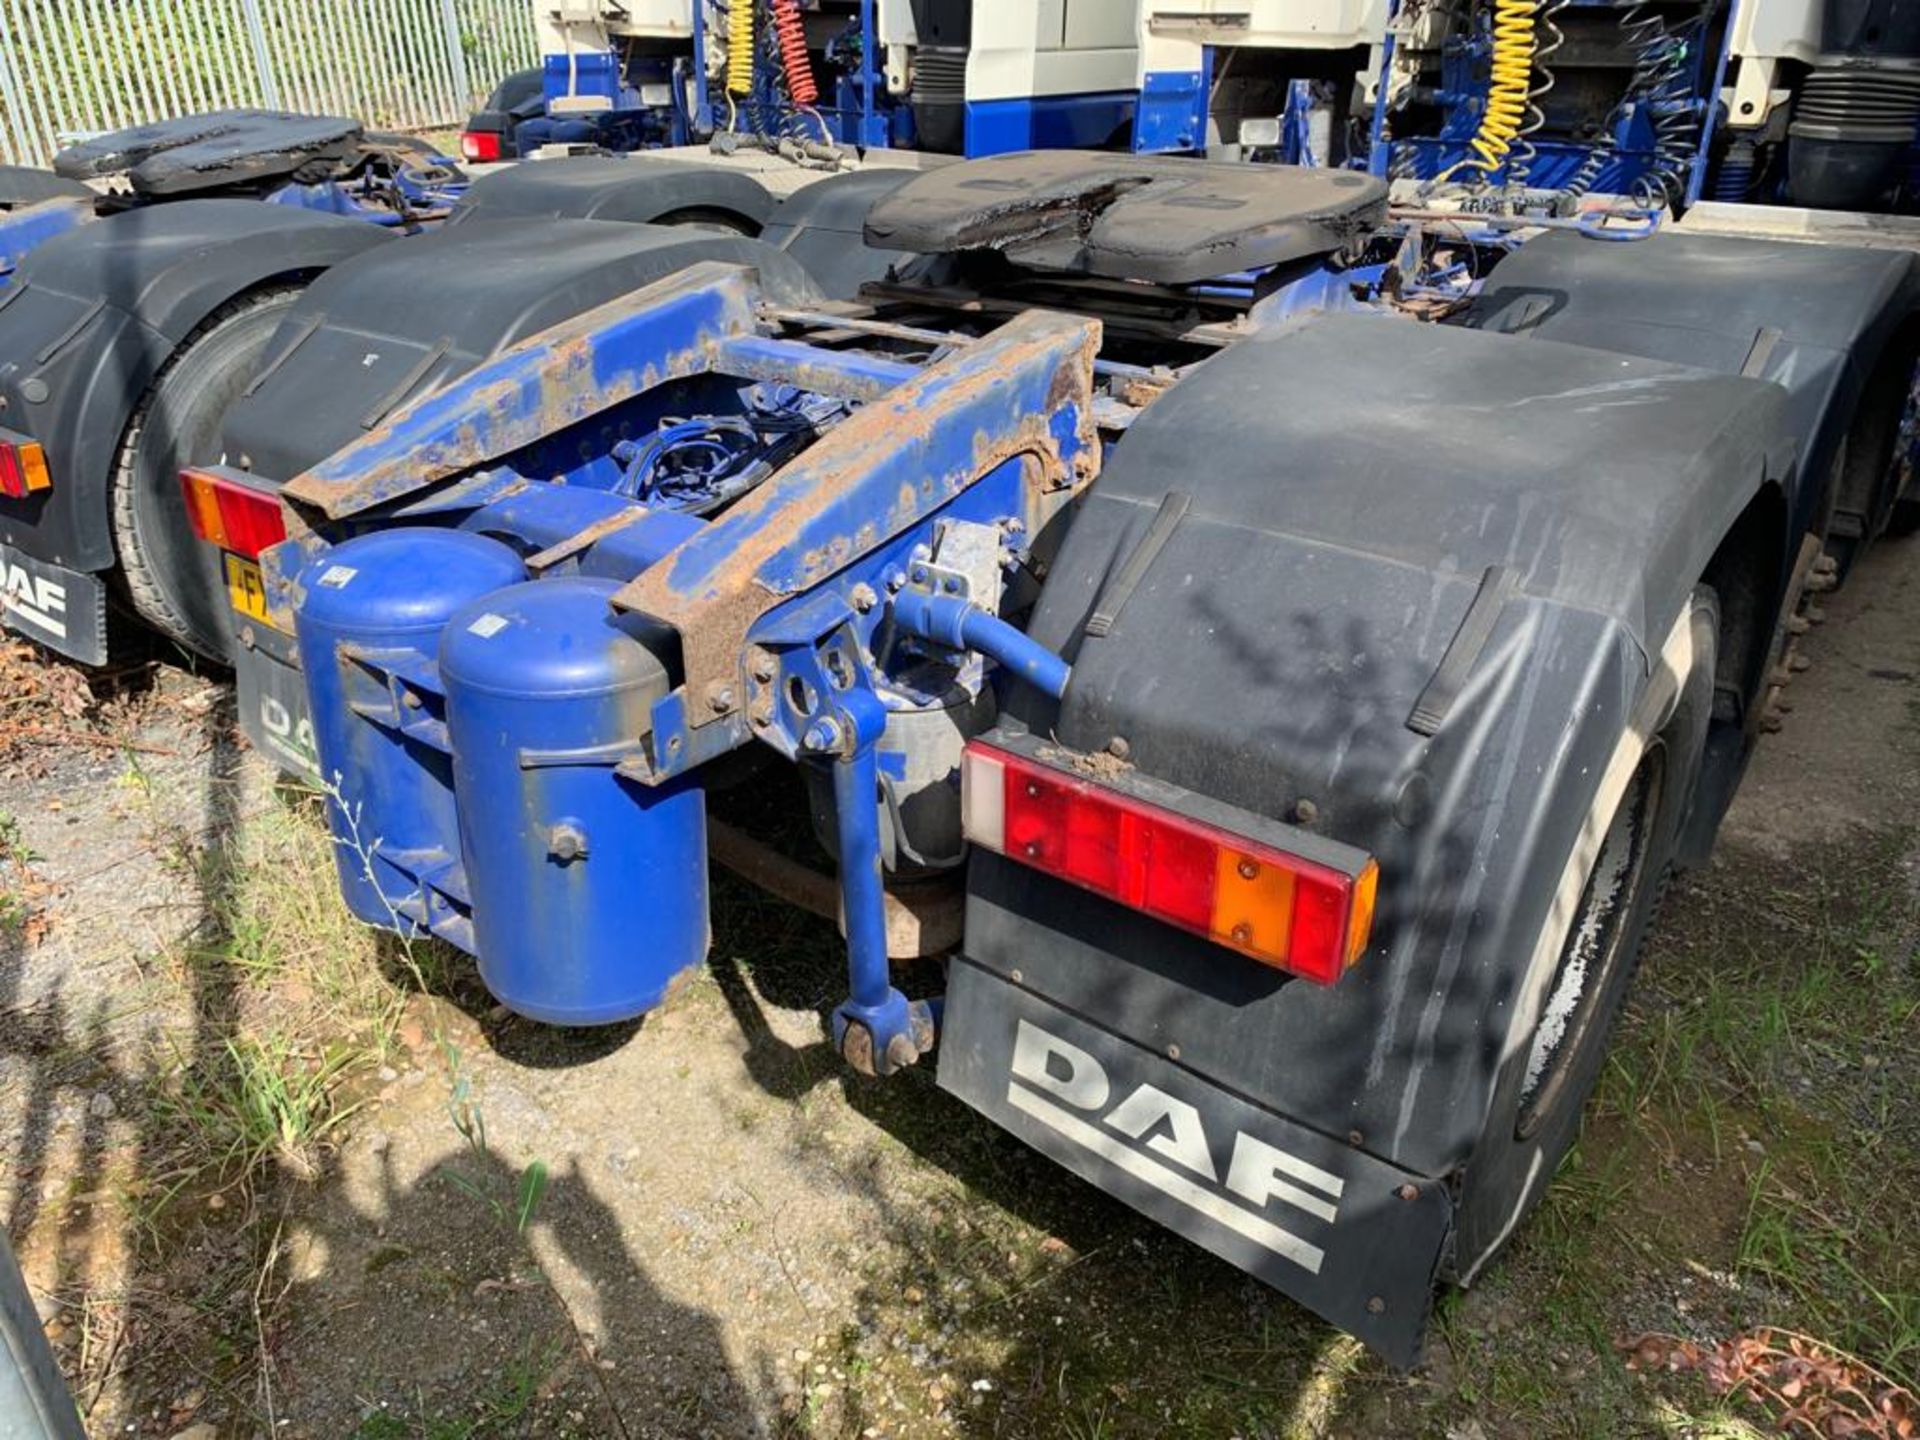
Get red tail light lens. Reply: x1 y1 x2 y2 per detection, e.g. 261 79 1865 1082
179 467 287 560
460 129 504 163
0 434 51 500
962 740 1379 984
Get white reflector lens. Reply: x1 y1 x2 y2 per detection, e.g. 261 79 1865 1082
961 747 1006 855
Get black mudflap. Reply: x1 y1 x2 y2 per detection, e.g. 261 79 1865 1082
0 545 105 664
937 956 1453 1366
232 629 319 781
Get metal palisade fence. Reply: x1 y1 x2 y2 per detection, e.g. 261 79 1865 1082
0 0 539 166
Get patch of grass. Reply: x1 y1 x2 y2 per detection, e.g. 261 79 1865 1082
1606 831 1920 1391
135 789 402 1200
0 807 45 938
166 1031 366 1184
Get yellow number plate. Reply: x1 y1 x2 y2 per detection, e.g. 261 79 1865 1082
224 553 269 624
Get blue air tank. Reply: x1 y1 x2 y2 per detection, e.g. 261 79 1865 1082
438 576 709 1025
294 529 525 935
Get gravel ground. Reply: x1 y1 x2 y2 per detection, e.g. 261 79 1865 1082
0 536 1915 1439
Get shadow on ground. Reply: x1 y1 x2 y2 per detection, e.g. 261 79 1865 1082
0 675 765 1437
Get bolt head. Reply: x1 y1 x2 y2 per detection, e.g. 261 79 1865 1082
1236 858 1258 880
1107 736 1130 760
707 683 736 713
850 582 878 614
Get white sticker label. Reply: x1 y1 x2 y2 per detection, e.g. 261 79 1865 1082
466 612 510 638
317 565 358 589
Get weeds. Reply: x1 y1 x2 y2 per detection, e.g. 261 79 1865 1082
166 1032 366 1184
0 807 47 941
437 1038 551 1235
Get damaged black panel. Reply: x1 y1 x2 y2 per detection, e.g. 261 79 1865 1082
52 109 364 194
862 150 1387 283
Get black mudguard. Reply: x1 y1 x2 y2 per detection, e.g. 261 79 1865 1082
0 166 94 210
220 217 819 483
759 168 921 300
449 154 775 232
0 200 392 573
1468 229 1919 552
938 312 1794 1361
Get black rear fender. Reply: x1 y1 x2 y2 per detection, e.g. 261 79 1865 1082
759 168 922 300
0 200 391 571
218 217 818 484
449 154 775 233
1469 229 1919 561
950 314 1796 1183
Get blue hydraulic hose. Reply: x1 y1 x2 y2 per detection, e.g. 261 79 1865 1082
890 591 1072 699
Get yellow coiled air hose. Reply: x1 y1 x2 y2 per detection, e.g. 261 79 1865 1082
1466 0 1538 172
727 0 756 101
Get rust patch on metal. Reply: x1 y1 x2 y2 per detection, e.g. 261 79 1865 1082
612 311 1102 721
523 507 649 574
706 819 961 957
283 263 759 520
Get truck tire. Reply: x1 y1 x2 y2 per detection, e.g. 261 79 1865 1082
1448 587 1719 1284
110 285 303 662
1824 328 1920 574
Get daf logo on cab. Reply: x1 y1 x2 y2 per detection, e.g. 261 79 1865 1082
1007 1019 1344 1273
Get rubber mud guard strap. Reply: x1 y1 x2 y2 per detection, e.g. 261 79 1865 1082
1742 326 1783 379
34 297 104 365
244 309 325 398
1506 294 1551 336
1085 490 1190 639
361 336 451 430
1407 564 1513 737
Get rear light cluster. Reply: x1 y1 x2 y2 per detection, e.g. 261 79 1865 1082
0 434 51 500
460 129 504 163
180 467 288 560
961 740 1379 984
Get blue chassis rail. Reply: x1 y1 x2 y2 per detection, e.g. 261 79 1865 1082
275 261 1101 1075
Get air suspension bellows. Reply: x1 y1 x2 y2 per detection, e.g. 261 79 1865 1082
910 48 967 154
1789 0 1920 209
1789 67 1920 208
